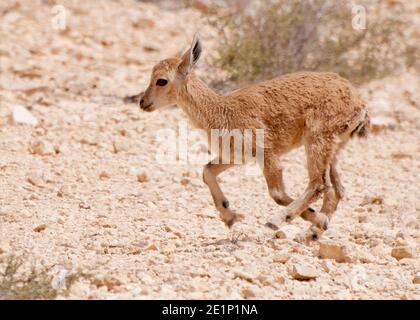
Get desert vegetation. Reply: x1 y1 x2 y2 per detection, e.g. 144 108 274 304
0 0 419 299
209 0 415 87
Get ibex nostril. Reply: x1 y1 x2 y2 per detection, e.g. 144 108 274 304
139 98 144 106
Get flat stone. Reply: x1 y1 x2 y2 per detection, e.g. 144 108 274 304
241 288 256 299
319 240 352 263
289 265 318 281
233 268 255 282
273 254 290 264
27 172 45 187
391 246 413 260
0 241 10 254
370 116 397 133
12 105 38 126
31 140 55 156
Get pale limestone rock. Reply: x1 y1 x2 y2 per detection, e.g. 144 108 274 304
241 288 256 299
145 242 159 251
27 172 45 187
57 185 70 197
275 276 285 284
233 268 255 283
320 260 335 273
54 142 70 154
78 202 91 210
273 254 290 264
370 116 397 133
12 105 38 126
31 140 55 156
256 274 273 286
112 140 130 153
127 167 140 176
279 225 301 240
394 235 407 246
370 97 392 114
0 241 10 254
360 196 384 206
289 265 318 281
358 214 368 223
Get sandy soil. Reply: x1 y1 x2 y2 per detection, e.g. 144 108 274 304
0 0 419 299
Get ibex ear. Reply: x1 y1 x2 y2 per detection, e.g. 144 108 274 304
178 33 202 77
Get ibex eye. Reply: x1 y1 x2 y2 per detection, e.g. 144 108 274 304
156 79 168 86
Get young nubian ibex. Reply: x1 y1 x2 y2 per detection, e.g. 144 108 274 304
140 34 369 240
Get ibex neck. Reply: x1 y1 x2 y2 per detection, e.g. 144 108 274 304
176 73 221 129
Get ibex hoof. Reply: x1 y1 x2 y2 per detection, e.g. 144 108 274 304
322 218 329 231
316 213 329 231
309 226 323 241
225 218 235 228
223 212 244 228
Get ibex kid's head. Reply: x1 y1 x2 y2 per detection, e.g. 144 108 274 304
139 34 202 112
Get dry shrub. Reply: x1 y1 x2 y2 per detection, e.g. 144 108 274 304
209 0 414 87
0 254 88 300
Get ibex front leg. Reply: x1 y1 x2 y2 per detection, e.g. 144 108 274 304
203 160 243 227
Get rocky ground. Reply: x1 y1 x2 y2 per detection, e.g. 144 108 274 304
0 0 419 299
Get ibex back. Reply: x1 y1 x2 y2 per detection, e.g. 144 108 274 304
140 34 369 240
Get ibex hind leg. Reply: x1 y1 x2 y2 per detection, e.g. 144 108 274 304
262 156 330 231
266 134 336 235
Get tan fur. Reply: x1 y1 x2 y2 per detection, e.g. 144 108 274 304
140 35 369 239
